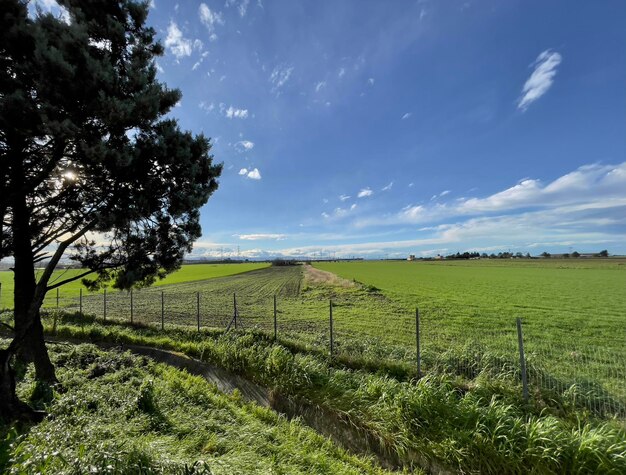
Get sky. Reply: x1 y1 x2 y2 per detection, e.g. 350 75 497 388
39 0 626 259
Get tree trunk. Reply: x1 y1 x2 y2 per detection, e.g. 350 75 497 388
0 347 45 423
9 148 57 391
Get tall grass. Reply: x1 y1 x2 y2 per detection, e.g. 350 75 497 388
24 315 626 474
1 342 393 475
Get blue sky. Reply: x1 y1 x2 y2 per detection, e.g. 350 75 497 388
44 0 626 259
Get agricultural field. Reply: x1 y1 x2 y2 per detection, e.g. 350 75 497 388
11 260 622 420
0 262 269 309
315 258 626 349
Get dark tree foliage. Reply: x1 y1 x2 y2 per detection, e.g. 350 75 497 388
0 0 222 420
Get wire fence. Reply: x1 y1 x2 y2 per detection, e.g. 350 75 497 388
9 286 623 420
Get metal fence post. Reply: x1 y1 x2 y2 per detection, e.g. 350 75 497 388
329 299 334 359
130 290 134 324
273 295 277 341
103 288 107 321
416 307 421 379
161 291 164 330
516 317 529 402
79 288 83 315
197 292 201 332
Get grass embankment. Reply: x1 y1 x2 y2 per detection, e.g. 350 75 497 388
17 314 626 475
0 341 391 475
0 262 269 308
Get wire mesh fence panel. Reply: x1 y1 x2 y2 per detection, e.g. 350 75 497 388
22 272 625 421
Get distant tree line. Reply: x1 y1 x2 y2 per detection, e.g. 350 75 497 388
272 258 299 266
443 249 611 260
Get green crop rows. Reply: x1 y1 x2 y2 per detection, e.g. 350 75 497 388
0 262 269 309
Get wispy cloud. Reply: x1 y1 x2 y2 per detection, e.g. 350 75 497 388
401 112 412 120
199 101 214 113
430 190 451 200
236 233 285 240
220 103 249 119
367 77 375 85
270 64 294 95
198 3 224 33
239 167 262 180
356 162 626 228
235 140 255 151
315 81 326 93
338 67 346 78
164 22 192 59
382 182 393 191
226 0 251 17
339 194 351 201
322 204 358 220
357 187 373 198
518 50 562 111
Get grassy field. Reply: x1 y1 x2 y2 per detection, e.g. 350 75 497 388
9 259 620 420
0 262 269 309
6 319 624 474
315 258 626 349
1 341 391 474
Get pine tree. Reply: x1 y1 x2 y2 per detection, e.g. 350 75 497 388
0 0 222 420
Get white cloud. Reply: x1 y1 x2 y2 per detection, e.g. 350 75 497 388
199 101 214 112
225 0 250 17
236 233 285 241
338 67 346 78
270 65 294 95
238 167 262 180
401 112 412 120
198 3 224 32
382 182 393 191
339 194 351 201
357 187 373 198
315 81 326 93
221 104 249 119
518 50 562 111
356 162 626 228
238 0 250 17
431 190 451 200
247 168 261 180
235 140 255 151
368 77 375 85
164 22 192 59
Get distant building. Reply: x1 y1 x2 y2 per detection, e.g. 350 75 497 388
407 254 415 261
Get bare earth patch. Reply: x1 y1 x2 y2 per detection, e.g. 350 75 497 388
303 265 355 288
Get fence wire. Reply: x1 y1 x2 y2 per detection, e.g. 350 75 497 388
29 287 626 420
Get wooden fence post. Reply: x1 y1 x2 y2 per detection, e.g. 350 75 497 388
273 295 277 341
130 290 134 324
79 288 83 315
416 307 422 379
197 292 201 332
56 287 59 309
329 299 334 359
233 293 238 330
517 317 529 402
161 291 164 331
103 288 107 321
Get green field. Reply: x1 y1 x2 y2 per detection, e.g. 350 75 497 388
315 258 626 349
0 262 269 308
